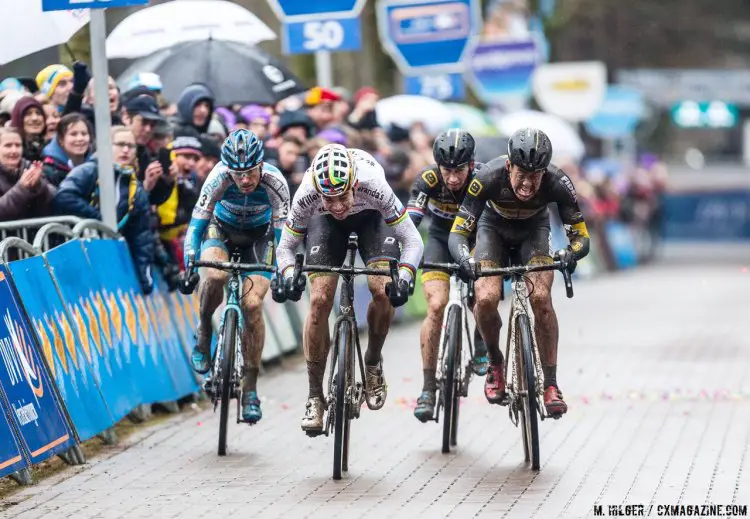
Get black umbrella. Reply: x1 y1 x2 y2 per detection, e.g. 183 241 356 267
116 39 307 106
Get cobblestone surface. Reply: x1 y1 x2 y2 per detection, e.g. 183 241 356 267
3 257 749 518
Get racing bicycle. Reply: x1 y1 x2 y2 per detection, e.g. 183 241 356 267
185 249 276 456
479 252 575 470
421 262 478 454
289 234 400 480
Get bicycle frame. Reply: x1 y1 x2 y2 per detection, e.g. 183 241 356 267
504 273 547 423
435 273 474 399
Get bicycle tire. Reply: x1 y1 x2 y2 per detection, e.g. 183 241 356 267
333 320 351 480
517 313 540 470
218 309 238 457
442 306 461 454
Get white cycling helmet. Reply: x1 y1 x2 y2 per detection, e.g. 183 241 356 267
311 143 357 197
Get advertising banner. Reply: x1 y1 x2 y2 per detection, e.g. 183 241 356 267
0 405 26 478
661 191 750 241
80 239 181 404
46 241 141 424
0 266 75 463
7 256 113 442
586 86 646 139
532 61 607 122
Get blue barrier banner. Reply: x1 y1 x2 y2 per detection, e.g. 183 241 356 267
7 256 114 441
604 221 638 269
164 291 195 359
661 191 750 241
81 239 183 404
0 404 26 478
0 265 77 461
147 284 198 397
46 240 143 424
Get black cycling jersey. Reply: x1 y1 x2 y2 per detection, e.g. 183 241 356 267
448 156 590 263
406 164 475 230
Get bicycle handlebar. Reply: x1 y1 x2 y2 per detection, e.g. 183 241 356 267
421 260 575 299
292 253 400 286
185 252 276 275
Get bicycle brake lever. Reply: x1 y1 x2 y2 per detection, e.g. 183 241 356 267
562 264 574 299
293 253 304 283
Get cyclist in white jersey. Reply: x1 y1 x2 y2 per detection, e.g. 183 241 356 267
275 144 424 433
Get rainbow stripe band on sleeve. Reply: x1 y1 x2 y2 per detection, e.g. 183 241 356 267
399 263 417 278
386 209 408 226
284 222 306 237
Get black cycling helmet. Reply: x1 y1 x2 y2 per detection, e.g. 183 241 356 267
507 128 552 171
433 129 475 168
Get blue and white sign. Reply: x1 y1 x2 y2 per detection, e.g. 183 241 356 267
284 17 362 54
267 0 366 55
378 0 481 74
466 38 540 109
585 86 646 139
404 73 465 101
42 0 148 12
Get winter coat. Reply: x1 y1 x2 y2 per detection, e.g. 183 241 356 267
53 157 154 294
0 159 56 220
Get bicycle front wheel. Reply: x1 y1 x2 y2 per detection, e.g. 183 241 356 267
333 320 352 480
442 306 461 454
218 309 238 456
517 314 540 470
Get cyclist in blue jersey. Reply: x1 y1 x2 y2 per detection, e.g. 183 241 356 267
179 129 290 424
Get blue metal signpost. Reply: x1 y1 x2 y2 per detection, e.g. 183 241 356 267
377 0 481 75
267 0 366 86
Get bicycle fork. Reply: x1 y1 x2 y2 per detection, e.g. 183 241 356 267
505 278 547 424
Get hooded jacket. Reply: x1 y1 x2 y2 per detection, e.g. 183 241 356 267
0 159 56 220
42 138 90 188
172 83 215 136
10 97 47 162
53 157 154 294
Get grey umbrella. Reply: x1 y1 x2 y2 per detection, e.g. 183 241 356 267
116 39 307 105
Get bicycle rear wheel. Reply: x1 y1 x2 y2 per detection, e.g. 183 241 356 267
517 314 540 470
442 306 461 454
333 320 352 480
218 310 238 456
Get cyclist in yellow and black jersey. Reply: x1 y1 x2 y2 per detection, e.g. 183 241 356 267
448 128 590 417
406 129 488 423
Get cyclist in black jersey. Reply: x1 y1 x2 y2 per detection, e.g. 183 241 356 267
406 129 488 423
448 128 590 417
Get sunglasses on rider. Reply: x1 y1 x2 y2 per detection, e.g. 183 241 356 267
228 165 261 178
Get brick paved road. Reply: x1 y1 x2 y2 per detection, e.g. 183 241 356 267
3 255 750 518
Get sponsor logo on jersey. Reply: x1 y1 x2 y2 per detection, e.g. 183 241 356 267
467 178 483 197
358 185 385 201
560 175 577 200
422 170 439 188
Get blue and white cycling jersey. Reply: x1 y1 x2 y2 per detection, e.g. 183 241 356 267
184 162 290 265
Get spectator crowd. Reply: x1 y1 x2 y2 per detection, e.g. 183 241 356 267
0 61 664 294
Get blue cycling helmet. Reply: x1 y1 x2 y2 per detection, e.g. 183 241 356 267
221 129 264 170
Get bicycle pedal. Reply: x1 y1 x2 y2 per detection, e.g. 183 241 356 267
304 428 325 437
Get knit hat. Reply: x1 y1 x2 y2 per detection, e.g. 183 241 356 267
353 87 379 105
127 72 163 92
207 118 228 140
239 104 271 125
172 136 203 156
0 91 30 118
304 86 341 106
35 64 73 99
0 78 24 93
